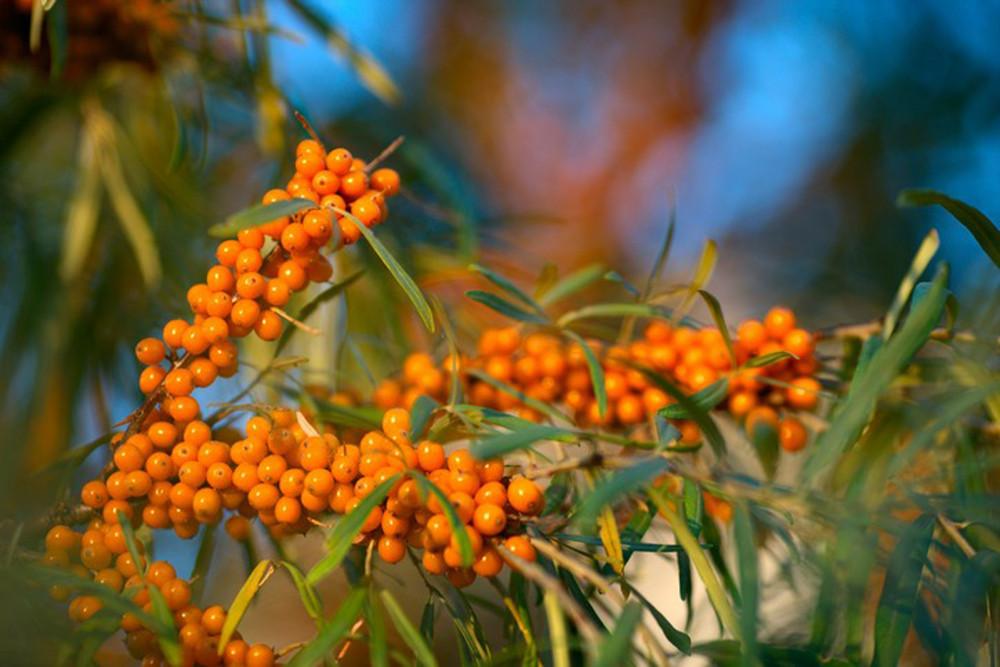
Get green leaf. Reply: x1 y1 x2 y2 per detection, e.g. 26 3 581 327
412 471 474 566
594 602 643 667
897 189 1000 269
625 585 691 654
408 394 440 440
283 561 324 625
115 511 147 577
733 504 758 664
697 290 737 367
647 485 740 639
744 350 798 369
208 198 316 238
604 270 640 296
873 515 935 667
419 594 435 642
218 559 275 652
287 587 368 667
466 290 549 324
311 396 383 430
683 480 704 537
339 207 435 332
557 302 666 328
465 369 571 423
574 459 671 530
471 423 573 459
950 549 1000 666
673 239 717 322
638 367 727 458
380 590 439 666
537 263 605 307
804 268 949 480
469 263 545 314
366 586 388 667
597 504 625 576
542 590 571 667
883 229 940 338
307 475 400 584
658 378 729 420
563 330 607 418
60 130 102 283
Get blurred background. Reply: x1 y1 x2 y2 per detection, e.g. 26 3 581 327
1 0 999 661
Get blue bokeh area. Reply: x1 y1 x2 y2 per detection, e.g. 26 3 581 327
265 0 1000 305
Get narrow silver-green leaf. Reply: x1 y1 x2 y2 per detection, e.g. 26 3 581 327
209 198 316 238
218 559 274 652
898 189 1000 269
471 423 572 460
658 378 729 420
307 475 400 584
883 229 940 338
469 263 544 314
287 587 368 667
412 471 474 566
380 590 439 667
564 330 607 418
594 602 643 667
574 459 671 530
466 290 549 324
537 263 605 307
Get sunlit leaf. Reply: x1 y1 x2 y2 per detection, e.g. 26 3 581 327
380 590 439 667
537 263 605 307
883 229 940 338
467 290 549 324
412 471 474 566
471 423 572 459
287 587 367 667
469 263 545 314
218 559 275 652
208 199 316 238
283 561 324 625
307 476 399 584
594 602 642 667
574 459 671 531
697 290 737 367
733 503 759 662
563 330 607 418
658 378 729 419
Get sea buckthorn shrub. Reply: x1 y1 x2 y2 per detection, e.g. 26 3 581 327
8 123 999 667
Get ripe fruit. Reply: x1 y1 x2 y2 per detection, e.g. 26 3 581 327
507 478 544 515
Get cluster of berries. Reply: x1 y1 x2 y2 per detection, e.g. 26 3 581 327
42 523 274 666
373 307 821 452
47 405 542 663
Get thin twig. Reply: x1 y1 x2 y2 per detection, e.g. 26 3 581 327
362 135 405 175
496 544 602 649
294 111 323 149
273 307 321 335
937 515 976 559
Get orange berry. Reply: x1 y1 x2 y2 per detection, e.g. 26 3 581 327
779 417 808 452
370 168 400 196
472 503 507 536
787 377 821 410
507 478 544 515
192 488 222 522
216 240 242 267
135 338 167 365
254 310 283 341
278 260 308 291
274 497 302 524
503 535 536 563
474 481 507 507
296 152 325 179
236 272 267 300
164 368 194 397
473 547 504 577
235 248 263 275
417 441 445 472
745 406 780 438
764 307 796 340
782 328 814 359
139 365 167 394
230 299 261 328
325 148 353 175
248 483 280 511
339 170 368 200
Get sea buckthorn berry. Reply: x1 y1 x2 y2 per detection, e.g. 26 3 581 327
209 340 238 368
296 139 324 157
305 469 335 497
448 492 476 524
125 471 153 497
187 284 212 314
45 525 77 553
473 547 504 577
274 496 302 524
764 307 796 339
246 644 275 667
206 265 235 293
148 421 178 448
422 550 447 575
236 272 266 300
254 310 283 341
135 338 167 365
207 291 234 318
188 357 219 388
296 152 325 179
312 170 340 196
164 368 194 397
737 319 768 353
787 377 821 410
332 456 360 484
474 481 507 507
349 197 380 227
235 248 263 275
139 365 167 394
783 328 815 359
728 391 758 419
425 514 452 548
217 240 242 267
201 316 229 344
450 471 481 496
80 542 112 570
325 148 353 175
473 503 507 536
264 279 291 307
503 535 537 563
382 407 411 440
163 319 190 349
238 227 265 250
280 222 310 252
779 416 809 452
278 260 308 291
279 469 306 498
182 326 210 355
225 515 251 542
339 170 368 200
508 478 544 515
370 168 400 196
144 452 174 481
161 579 192 611
377 535 406 564
248 483 280 511
113 443 145 474
230 299 262 328
192 488 222 522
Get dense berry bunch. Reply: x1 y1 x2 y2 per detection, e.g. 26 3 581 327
42 522 272 666
374 307 822 452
